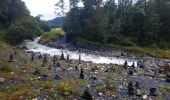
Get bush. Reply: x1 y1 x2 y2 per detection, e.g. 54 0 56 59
40 29 65 43
5 16 42 44
57 82 74 96
56 81 79 97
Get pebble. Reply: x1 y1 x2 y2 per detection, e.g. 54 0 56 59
32 98 38 100
99 93 103 96
142 95 148 99
0 78 5 82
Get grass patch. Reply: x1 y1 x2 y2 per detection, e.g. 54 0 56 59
0 62 12 73
96 86 106 93
9 86 37 99
107 44 170 58
0 92 6 99
40 28 65 43
77 79 87 85
160 86 170 94
56 81 80 97
0 73 15 81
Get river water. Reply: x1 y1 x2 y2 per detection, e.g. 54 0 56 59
20 37 137 66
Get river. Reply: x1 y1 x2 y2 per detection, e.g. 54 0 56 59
20 37 137 66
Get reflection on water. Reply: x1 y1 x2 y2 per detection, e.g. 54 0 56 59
20 37 137 66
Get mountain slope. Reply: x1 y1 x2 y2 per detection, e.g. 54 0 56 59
49 17 64 28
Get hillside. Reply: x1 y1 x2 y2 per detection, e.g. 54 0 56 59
49 17 64 28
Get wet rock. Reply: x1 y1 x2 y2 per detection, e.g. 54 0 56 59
131 62 135 70
123 61 128 69
79 54 81 61
60 52 65 60
166 74 170 83
128 82 135 95
38 54 42 59
149 87 157 96
54 75 61 80
121 53 125 56
82 87 93 100
128 70 134 76
22 46 28 50
80 68 84 79
137 61 144 68
67 54 69 61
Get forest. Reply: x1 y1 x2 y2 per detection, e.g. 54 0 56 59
61 0 170 48
0 0 51 44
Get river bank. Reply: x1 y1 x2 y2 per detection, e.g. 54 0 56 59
0 40 170 99
38 36 170 71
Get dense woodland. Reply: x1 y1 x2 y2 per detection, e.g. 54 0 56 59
0 0 170 49
60 0 170 48
0 0 51 44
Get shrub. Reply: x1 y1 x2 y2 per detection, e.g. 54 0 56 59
56 81 79 96
0 61 12 72
40 29 65 43
5 16 42 44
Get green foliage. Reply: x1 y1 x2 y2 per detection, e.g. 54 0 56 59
5 16 42 44
0 61 12 72
39 20 52 32
56 81 79 96
107 44 170 58
160 86 170 96
60 0 170 48
40 29 65 43
0 0 45 44
0 0 29 26
96 86 106 93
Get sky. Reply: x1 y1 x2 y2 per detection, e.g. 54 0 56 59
21 0 69 20
21 0 111 20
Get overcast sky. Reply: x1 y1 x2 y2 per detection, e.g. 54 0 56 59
21 0 111 20
22 0 69 20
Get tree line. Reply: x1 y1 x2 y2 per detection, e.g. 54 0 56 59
0 0 51 44
61 0 170 48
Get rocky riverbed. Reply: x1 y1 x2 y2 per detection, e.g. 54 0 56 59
0 40 170 100
38 36 170 73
